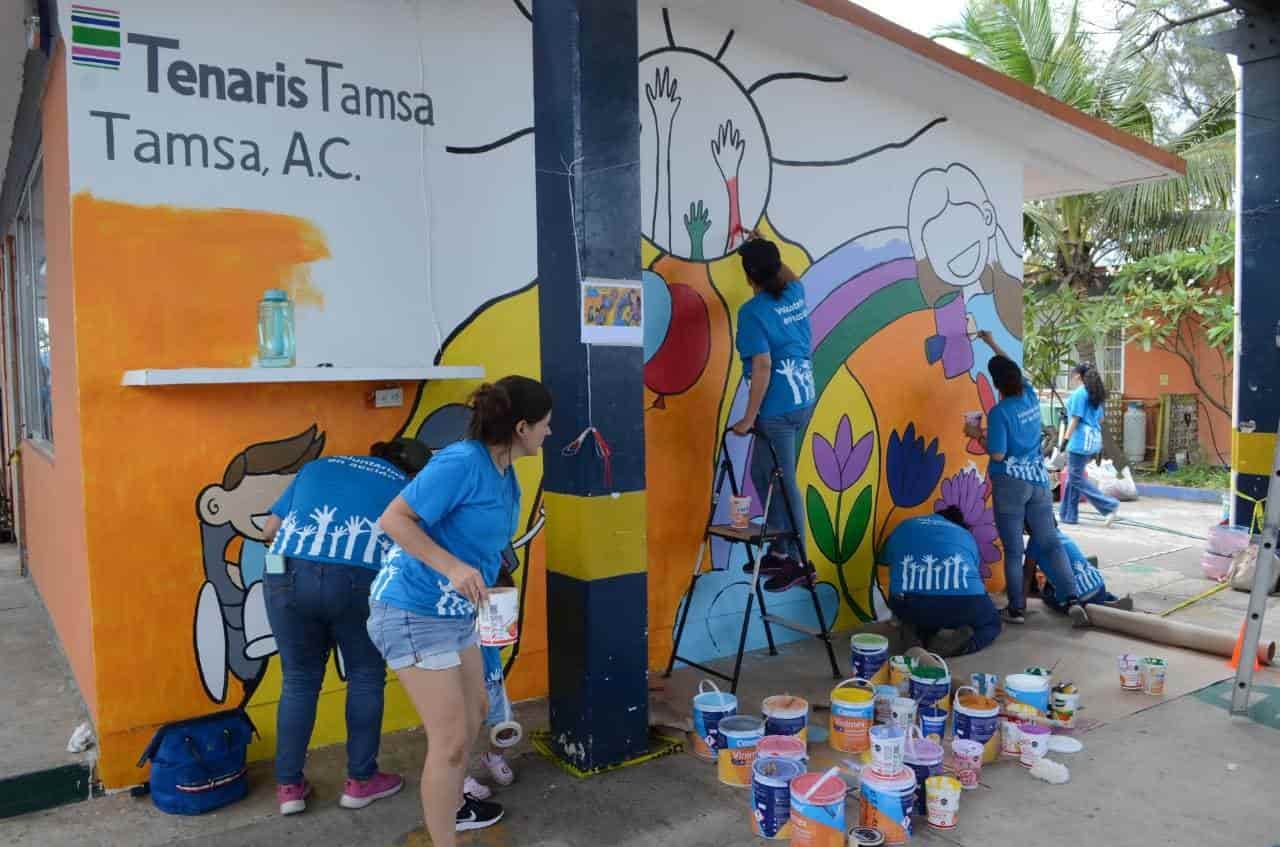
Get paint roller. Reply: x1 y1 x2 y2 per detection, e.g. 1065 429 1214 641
1084 604 1277 666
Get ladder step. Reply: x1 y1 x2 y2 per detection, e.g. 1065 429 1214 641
761 614 827 637
707 524 796 544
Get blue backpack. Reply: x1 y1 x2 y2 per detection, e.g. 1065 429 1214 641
137 709 258 815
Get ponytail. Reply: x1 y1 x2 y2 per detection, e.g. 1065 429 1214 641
1075 364 1107 409
737 237 795 300
370 437 429 476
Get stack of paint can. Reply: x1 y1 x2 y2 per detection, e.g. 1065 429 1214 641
691 680 737 762
790 768 849 847
858 725 916 845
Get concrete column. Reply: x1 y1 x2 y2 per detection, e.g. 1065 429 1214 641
532 0 649 771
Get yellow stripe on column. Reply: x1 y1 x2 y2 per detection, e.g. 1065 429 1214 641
1232 430 1278 476
543 491 647 581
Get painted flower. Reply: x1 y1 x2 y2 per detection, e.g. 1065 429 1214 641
813 415 873 493
886 422 945 509
966 373 997 456
935 467 1001 574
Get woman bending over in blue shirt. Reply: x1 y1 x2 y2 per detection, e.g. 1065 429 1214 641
368 376 552 845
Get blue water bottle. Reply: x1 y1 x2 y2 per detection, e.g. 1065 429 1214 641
257 289 295 367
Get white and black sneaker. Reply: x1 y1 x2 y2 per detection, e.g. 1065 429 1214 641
1067 603 1091 628
1001 607 1026 625
456 795 504 832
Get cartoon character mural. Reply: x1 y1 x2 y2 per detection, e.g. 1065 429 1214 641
193 426 325 704
908 163 1024 380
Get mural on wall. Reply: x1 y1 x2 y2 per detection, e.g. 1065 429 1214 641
60 0 1029 784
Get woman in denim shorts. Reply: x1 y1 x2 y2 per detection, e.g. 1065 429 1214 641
367 376 551 845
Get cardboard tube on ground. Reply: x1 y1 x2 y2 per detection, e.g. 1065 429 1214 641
1085 605 1276 665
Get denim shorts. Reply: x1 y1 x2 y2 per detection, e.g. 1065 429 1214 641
367 601 478 671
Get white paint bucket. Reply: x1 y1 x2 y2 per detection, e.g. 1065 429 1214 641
1141 657 1168 695
730 496 752 529
478 587 519 647
1017 723 1051 768
1004 672 1050 718
925 775 961 830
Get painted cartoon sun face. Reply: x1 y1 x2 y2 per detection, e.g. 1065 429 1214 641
640 49 771 261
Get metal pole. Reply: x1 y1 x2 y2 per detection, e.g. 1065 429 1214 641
1230 431 1280 714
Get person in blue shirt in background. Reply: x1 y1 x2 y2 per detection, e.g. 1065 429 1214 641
261 437 429 816
368 376 551 845
1059 363 1120 526
881 508 1001 657
1024 522 1132 619
966 330 1086 626
730 236 817 592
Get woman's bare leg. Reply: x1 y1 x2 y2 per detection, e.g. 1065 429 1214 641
396 663 469 847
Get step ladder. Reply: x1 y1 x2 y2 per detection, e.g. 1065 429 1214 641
1231 425 1280 714
664 429 842 693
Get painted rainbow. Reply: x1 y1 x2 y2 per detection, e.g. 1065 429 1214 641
70 4 121 70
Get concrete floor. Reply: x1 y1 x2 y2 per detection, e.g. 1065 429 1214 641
3 499 1280 845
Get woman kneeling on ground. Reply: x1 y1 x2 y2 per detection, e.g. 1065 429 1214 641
368 376 552 845
1023 522 1133 624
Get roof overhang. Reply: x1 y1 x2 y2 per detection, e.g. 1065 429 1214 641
738 0 1187 200
0 0 29 195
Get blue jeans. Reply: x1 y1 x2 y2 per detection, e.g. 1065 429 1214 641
1059 451 1119 524
750 407 814 561
264 559 386 785
888 593 1001 654
991 475 1078 612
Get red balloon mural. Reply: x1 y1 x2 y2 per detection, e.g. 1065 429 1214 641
645 281 711 408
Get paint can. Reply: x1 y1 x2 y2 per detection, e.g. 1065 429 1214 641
791 769 849 847
903 727 943 816
752 756 804 839
868 724 905 778
763 694 810 742
691 680 737 761
477 587 519 647
888 655 912 695
758 734 809 766
999 702 1037 758
717 715 765 787
925 775 962 830
969 672 999 698
851 633 891 685
952 686 1000 764
1117 653 1143 690
829 678 876 755
1049 684 1080 727
858 765 916 846
918 706 947 743
1141 657 1168 695
889 697 917 732
848 826 886 847
1017 723 1051 768
909 654 951 716
873 685 898 725
950 738 984 790
1004 672 1050 718
730 495 752 530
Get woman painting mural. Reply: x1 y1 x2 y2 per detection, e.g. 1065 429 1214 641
730 236 816 591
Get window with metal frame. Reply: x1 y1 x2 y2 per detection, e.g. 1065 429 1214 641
12 160 51 447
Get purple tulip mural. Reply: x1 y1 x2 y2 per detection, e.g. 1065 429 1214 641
935 467 1001 578
807 415 875 620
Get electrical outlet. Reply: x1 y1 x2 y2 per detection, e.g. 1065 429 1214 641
1159 374 1169 386
373 387 403 408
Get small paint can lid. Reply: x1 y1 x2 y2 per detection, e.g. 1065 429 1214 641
1019 722 1052 737
904 737 943 765
852 633 890 652
858 765 917 792
757 734 808 760
753 756 804 787
718 715 765 737
792 770 849 805
1006 672 1050 691
849 826 886 846
912 665 947 681
763 694 809 717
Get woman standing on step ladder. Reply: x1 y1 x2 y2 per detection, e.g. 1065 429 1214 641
730 236 817 592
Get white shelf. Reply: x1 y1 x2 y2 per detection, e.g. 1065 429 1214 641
121 366 484 387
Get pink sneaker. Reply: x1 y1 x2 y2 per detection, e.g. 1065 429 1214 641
277 781 311 816
481 752 515 787
339 772 405 809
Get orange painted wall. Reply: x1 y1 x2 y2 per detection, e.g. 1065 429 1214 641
1122 274 1233 465
20 42 99 716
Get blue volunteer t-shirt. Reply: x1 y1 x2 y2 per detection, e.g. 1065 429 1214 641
370 440 521 619
882 515 986 597
268 456 409 570
986 377 1049 486
1066 386 1105 456
736 281 816 419
1027 530 1106 600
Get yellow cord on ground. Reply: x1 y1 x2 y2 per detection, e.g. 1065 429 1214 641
530 729 684 779
1157 581 1229 617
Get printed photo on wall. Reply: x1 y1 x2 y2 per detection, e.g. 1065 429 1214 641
581 279 644 346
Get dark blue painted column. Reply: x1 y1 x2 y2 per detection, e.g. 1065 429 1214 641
533 0 649 771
